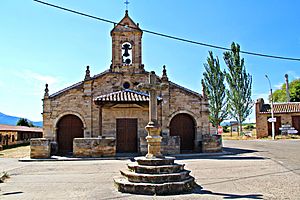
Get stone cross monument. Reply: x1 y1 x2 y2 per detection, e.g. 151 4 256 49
115 71 197 195
138 71 167 158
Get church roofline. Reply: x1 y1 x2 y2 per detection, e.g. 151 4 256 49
49 70 110 98
169 81 203 98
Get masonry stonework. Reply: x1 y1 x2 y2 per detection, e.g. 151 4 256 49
256 98 300 138
41 11 218 156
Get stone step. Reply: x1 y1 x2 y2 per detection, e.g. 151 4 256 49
134 156 175 166
120 169 191 183
128 162 185 174
114 176 195 195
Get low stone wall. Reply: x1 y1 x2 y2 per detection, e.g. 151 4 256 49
73 137 116 157
30 138 51 159
140 136 180 155
202 134 222 153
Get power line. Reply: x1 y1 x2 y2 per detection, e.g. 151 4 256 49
33 0 300 62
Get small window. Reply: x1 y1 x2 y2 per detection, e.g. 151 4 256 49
123 82 131 89
12 135 15 142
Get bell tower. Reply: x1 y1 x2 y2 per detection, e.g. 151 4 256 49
110 11 144 73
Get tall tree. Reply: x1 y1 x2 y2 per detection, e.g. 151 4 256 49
16 118 34 127
202 51 228 128
273 79 300 102
224 42 253 135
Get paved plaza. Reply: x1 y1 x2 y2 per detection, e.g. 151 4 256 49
0 140 300 199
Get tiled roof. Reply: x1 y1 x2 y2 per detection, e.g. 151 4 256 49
94 89 161 103
0 124 43 132
260 102 300 113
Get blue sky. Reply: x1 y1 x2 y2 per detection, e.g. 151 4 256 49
1 0 300 122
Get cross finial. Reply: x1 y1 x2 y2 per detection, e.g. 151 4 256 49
124 0 130 11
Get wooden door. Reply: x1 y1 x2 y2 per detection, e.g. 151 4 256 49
292 116 300 135
116 118 138 153
268 116 281 136
57 115 84 155
170 114 195 151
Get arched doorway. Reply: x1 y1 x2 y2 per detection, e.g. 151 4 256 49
57 114 84 155
170 113 195 152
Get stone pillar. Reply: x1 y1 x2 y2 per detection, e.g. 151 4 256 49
161 65 170 135
137 71 167 159
42 84 52 139
83 66 93 137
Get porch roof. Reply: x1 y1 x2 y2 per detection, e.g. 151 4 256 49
94 89 162 104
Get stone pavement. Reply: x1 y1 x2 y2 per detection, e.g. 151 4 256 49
0 140 300 199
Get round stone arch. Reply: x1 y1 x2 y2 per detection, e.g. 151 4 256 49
168 110 198 128
54 111 87 130
168 111 198 152
54 112 86 155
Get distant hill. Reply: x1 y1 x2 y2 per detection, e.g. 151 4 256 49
0 112 42 127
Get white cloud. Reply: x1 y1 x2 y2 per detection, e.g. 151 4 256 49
272 71 299 90
274 82 283 90
21 70 59 85
253 92 270 103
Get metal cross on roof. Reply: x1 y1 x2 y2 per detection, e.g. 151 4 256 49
124 0 130 10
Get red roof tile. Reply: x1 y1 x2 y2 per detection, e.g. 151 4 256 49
94 89 161 103
260 102 300 113
0 124 43 132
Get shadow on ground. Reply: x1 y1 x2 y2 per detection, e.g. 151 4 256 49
193 185 263 199
175 147 266 161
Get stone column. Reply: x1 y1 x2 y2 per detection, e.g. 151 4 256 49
137 71 167 159
42 84 53 139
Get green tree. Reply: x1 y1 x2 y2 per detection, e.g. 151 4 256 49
224 42 253 135
273 79 300 102
16 118 34 127
202 51 228 127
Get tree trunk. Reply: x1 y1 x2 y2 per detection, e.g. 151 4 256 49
239 123 243 136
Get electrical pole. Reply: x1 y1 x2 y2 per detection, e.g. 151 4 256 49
265 75 275 140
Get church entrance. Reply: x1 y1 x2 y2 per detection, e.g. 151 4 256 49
116 118 138 153
170 114 195 152
57 114 84 155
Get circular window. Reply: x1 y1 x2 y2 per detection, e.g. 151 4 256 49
123 82 130 89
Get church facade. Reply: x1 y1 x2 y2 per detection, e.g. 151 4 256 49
42 11 215 156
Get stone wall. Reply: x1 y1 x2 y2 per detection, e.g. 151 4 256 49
30 138 51 159
43 69 211 154
256 112 300 138
255 99 300 138
202 134 222 153
140 136 180 155
73 137 116 157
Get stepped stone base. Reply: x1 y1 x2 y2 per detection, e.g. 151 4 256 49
114 156 197 195
114 176 195 195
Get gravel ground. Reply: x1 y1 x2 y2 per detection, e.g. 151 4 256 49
0 146 30 159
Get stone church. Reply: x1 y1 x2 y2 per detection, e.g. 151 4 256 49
41 11 217 156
